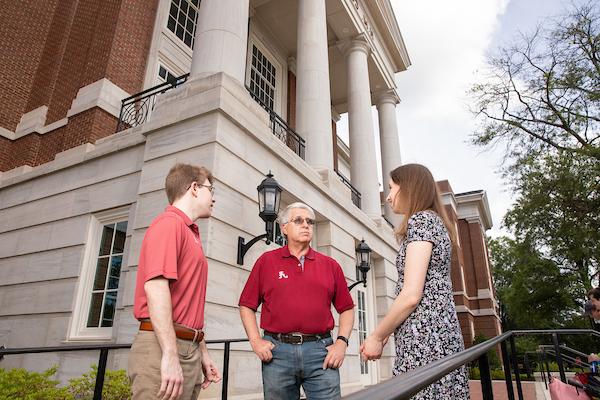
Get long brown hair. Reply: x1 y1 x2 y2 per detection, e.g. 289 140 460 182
389 164 457 244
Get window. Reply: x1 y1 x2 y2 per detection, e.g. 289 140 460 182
166 0 200 49
158 64 179 84
357 290 369 374
68 208 129 340
86 221 127 328
249 44 277 111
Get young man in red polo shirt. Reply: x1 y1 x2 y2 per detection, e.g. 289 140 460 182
239 202 355 400
128 163 221 400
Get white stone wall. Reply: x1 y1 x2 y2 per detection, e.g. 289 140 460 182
0 135 145 381
0 74 400 398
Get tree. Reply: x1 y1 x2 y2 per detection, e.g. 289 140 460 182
470 2 600 324
489 237 579 329
470 3 600 162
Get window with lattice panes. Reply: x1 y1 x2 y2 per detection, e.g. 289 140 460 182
158 64 179 84
166 0 200 49
358 290 369 374
249 44 277 111
86 221 128 328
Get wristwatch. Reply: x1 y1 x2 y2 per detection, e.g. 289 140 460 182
336 335 349 346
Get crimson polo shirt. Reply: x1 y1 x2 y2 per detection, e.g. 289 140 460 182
134 205 208 330
238 246 354 334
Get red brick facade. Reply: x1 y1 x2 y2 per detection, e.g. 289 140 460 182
0 0 158 172
437 181 502 347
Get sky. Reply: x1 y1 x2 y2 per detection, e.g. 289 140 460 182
344 0 581 237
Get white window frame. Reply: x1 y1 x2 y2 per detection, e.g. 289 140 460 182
165 0 200 50
142 0 194 92
67 207 130 341
245 34 284 116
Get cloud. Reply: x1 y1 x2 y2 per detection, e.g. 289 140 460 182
390 0 512 236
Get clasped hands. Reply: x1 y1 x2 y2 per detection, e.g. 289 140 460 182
360 334 389 361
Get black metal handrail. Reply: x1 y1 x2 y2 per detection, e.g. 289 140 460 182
116 74 190 132
344 329 600 400
0 337 248 400
335 170 361 208
245 87 306 160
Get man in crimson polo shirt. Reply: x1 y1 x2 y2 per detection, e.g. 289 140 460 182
128 163 221 400
239 202 355 400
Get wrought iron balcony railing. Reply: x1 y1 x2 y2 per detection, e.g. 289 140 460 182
335 170 361 208
116 74 190 132
246 87 306 160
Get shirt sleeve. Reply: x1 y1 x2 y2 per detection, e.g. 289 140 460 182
331 260 355 314
238 255 263 311
406 211 437 244
140 216 180 282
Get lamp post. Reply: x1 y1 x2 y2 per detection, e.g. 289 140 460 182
348 239 372 291
237 172 282 265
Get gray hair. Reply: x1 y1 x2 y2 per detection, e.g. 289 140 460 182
278 202 316 224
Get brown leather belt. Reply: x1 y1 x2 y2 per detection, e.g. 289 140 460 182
139 320 204 343
265 331 331 345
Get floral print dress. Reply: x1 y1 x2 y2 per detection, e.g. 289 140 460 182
393 211 470 399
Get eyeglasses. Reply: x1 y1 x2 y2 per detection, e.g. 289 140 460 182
186 182 215 195
287 217 315 226
199 183 215 195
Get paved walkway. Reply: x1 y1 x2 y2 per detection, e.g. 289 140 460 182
468 380 549 400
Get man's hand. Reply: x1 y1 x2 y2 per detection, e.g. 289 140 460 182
200 355 222 389
158 352 184 400
360 335 384 361
250 338 275 362
323 340 347 369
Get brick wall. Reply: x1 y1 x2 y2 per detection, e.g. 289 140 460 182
0 0 158 172
0 0 60 130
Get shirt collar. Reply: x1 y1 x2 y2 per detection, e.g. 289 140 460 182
281 245 315 260
165 205 197 232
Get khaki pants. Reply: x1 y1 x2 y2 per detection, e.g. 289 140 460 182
128 331 203 400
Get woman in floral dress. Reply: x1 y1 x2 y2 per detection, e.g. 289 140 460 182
361 164 469 399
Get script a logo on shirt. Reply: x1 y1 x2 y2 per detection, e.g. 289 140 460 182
278 271 289 279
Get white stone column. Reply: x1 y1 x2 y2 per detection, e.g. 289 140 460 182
377 91 402 224
346 38 380 217
190 0 249 84
295 0 334 170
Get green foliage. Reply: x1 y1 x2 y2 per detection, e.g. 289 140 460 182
469 366 534 381
67 365 131 400
470 2 600 329
473 333 502 369
489 236 580 329
0 365 131 400
0 366 71 400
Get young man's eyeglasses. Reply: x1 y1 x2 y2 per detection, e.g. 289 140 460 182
186 182 215 195
287 217 315 226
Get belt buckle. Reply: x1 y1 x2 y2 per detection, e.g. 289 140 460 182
290 333 303 345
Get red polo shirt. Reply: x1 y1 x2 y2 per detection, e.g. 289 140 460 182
134 206 208 330
238 246 354 334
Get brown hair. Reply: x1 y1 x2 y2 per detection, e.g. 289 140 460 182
588 287 600 301
389 163 457 244
165 163 213 204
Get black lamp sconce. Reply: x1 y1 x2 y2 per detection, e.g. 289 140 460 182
348 239 372 291
237 172 282 265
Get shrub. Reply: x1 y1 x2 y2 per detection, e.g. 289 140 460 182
67 365 131 400
0 366 72 400
0 365 131 400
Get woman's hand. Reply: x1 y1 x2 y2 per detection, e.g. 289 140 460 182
360 335 385 361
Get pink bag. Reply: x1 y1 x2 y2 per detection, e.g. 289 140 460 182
549 376 591 400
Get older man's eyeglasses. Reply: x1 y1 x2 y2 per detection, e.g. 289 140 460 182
288 217 315 226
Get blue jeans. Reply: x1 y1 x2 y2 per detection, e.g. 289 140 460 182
262 335 341 400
